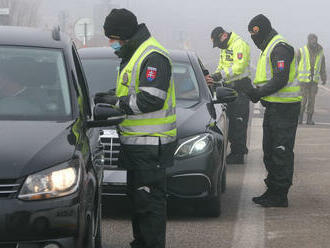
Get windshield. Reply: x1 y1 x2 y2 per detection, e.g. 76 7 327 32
0 46 71 120
81 58 200 100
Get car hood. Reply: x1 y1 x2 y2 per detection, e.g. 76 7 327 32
176 100 213 139
0 121 76 179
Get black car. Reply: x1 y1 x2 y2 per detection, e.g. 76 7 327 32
0 26 118 248
79 47 236 217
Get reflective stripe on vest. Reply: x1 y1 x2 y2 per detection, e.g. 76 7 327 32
254 35 301 103
297 45 323 83
116 37 176 145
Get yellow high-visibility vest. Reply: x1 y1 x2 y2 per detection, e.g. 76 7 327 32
297 45 323 83
215 32 251 84
116 37 176 145
254 34 301 103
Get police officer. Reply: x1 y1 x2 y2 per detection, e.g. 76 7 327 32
245 14 302 207
297 34 327 125
207 27 251 164
95 9 176 248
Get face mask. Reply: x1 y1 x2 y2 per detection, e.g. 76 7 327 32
110 41 122 52
213 35 228 49
218 40 228 49
251 34 265 50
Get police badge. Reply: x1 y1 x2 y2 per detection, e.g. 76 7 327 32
122 72 129 86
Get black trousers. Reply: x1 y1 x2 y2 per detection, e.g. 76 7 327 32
127 168 167 248
262 102 300 194
227 91 250 155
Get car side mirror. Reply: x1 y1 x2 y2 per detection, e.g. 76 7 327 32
213 87 238 104
87 104 125 128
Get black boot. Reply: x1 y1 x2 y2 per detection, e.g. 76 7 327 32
258 193 288 208
306 114 315 125
226 153 244 164
252 189 270 204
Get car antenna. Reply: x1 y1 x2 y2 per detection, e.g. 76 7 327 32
52 26 61 41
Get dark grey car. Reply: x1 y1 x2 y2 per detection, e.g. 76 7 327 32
79 47 232 217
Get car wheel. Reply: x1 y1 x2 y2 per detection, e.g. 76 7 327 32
85 206 96 248
85 193 102 248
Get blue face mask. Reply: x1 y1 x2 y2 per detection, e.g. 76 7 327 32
110 41 122 52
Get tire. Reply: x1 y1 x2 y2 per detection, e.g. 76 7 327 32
85 191 102 248
85 206 96 248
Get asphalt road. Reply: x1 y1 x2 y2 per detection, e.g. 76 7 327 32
100 85 330 248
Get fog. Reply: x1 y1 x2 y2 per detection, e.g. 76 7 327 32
38 0 329 72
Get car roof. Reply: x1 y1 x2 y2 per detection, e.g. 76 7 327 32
79 47 196 63
0 26 71 49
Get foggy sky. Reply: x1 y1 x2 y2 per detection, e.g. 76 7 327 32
40 0 330 71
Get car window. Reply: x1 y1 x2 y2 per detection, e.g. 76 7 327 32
81 58 120 96
0 46 71 120
173 62 200 100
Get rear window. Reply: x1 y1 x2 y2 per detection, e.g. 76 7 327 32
0 46 71 120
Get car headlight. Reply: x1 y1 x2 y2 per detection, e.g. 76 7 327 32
174 134 213 159
18 160 81 201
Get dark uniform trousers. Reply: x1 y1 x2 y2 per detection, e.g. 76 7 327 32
127 168 166 248
120 143 169 248
226 77 251 155
262 101 300 194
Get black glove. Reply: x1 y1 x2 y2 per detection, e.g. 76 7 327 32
211 72 222 82
246 88 261 103
94 92 118 105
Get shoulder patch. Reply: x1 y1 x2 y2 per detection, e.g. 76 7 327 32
146 67 157 82
237 53 243 60
277 60 285 71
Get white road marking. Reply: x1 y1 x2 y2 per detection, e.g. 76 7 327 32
231 118 265 248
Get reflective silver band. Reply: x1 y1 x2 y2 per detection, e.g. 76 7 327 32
301 47 307 74
266 38 285 80
120 122 176 133
129 94 142 114
126 107 175 120
139 87 167 100
228 67 233 77
225 69 250 83
270 90 301 98
120 135 176 145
